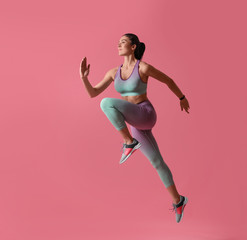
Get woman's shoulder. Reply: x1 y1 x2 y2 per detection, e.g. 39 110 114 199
139 60 149 67
139 60 150 75
106 66 119 81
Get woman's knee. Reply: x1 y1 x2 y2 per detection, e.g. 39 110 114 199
100 97 113 111
150 156 163 169
149 154 168 170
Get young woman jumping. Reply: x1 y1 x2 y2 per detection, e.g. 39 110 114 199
79 33 190 223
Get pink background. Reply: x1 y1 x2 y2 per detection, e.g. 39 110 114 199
1 0 246 239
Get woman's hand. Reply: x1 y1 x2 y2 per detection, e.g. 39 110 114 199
80 57 90 79
180 97 190 113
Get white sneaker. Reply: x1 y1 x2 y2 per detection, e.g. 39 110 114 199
119 138 141 164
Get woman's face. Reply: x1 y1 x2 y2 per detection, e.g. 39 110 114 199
118 36 136 56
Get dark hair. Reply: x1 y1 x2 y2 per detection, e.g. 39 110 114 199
123 33 146 60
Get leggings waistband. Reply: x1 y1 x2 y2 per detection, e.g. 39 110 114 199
137 99 151 105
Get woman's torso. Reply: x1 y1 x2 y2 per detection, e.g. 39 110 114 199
112 60 149 104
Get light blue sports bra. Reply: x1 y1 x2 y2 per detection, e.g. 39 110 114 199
114 60 147 96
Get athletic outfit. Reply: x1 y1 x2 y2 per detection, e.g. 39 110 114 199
100 59 188 222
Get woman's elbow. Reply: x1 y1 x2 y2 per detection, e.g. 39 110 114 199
90 88 98 98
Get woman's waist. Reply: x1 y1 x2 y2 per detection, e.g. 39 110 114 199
121 93 148 104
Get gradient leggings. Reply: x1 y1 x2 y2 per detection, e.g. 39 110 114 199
100 97 174 188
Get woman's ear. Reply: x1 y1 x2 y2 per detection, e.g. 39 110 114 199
131 44 137 51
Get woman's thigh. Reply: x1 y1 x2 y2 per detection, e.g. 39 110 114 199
101 98 157 130
130 127 162 162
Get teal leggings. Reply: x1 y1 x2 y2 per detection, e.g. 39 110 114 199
100 97 174 188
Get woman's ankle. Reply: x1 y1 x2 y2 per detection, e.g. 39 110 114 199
124 138 134 145
173 195 182 205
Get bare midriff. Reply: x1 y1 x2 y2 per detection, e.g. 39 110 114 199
121 92 149 104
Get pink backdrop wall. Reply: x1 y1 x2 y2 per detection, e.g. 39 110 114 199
1 0 246 239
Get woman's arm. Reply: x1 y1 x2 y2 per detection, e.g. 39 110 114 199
141 61 190 113
142 62 184 99
92 69 114 97
80 57 114 98
80 75 97 98
81 71 113 98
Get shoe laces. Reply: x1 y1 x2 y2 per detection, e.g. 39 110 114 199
120 139 136 152
120 143 126 152
169 205 177 213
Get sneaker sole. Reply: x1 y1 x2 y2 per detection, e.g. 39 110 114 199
119 142 141 164
177 196 188 223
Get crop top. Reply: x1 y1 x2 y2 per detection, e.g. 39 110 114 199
114 59 147 96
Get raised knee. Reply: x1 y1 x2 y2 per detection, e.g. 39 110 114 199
100 97 111 111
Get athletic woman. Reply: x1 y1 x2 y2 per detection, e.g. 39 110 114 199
79 33 190 223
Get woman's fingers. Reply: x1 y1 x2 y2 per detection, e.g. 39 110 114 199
80 58 87 73
81 57 86 66
184 104 190 113
79 57 90 78
81 58 86 68
80 58 85 78
180 102 190 113
80 60 83 71
81 57 89 69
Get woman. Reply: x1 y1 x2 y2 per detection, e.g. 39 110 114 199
79 33 190 223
